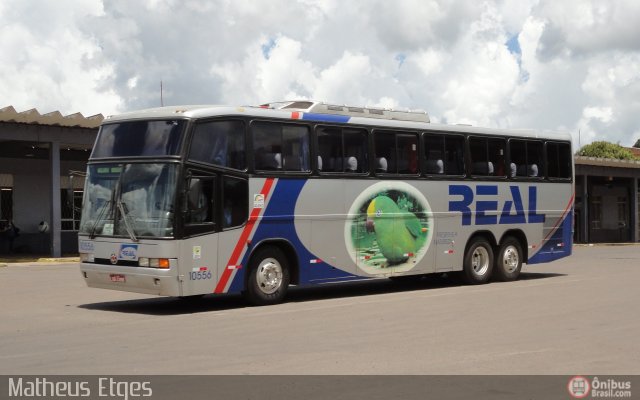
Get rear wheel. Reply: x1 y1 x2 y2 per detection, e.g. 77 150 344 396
462 237 494 284
494 237 523 281
245 246 290 306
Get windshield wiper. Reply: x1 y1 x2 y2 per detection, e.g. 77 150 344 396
117 200 139 242
89 200 112 239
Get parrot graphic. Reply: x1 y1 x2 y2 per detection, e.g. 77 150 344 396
365 195 426 264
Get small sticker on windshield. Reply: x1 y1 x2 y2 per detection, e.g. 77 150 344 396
103 223 114 235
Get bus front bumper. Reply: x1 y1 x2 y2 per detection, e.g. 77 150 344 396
80 263 181 297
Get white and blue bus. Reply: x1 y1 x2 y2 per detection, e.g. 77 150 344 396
78 101 574 305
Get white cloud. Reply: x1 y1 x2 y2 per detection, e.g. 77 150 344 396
0 0 120 116
0 0 639 146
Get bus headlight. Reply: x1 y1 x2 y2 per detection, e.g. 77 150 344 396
138 257 150 267
80 253 95 263
139 258 171 269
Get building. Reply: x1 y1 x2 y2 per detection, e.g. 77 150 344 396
0 106 102 256
574 156 640 244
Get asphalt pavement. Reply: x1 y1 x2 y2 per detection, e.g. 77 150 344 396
0 245 638 375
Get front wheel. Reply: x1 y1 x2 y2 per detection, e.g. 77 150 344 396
462 237 494 284
245 246 290 306
494 237 523 281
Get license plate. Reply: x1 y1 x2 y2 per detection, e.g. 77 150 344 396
110 274 126 283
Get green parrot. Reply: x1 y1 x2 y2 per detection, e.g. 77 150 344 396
366 195 426 264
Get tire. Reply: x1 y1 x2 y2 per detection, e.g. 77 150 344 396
245 246 290 306
494 237 523 282
462 237 494 284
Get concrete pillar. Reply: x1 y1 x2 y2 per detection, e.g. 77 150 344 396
581 174 589 243
50 141 61 257
632 178 638 242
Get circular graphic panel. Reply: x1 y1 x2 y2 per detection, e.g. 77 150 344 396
345 182 433 275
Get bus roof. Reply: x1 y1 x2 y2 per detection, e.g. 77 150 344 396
103 103 572 142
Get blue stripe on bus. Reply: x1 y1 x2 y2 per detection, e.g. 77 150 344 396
227 179 359 293
527 207 573 264
301 113 351 123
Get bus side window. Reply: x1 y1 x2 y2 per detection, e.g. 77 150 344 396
282 125 310 172
470 137 506 177
343 128 367 173
510 139 543 178
222 176 248 229
189 120 246 170
547 142 572 179
253 122 310 172
527 141 544 177
184 176 215 225
469 137 490 176
445 135 465 175
398 134 419 174
491 139 506 177
374 131 396 173
424 134 445 175
316 126 367 174
317 127 342 172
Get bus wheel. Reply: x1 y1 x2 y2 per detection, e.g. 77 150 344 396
494 237 523 281
245 246 290 306
462 237 494 284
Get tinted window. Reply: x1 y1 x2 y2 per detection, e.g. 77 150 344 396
424 133 465 175
253 122 310 172
469 137 506 177
92 120 185 158
547 142 572 179
184 176 215 225
509 140 543 178
189 120 246 170
317 127 367 173
222 176 248 229
374 131 418 174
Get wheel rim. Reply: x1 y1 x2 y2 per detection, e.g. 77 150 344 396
256 257 283 295
471 246 490 276
502 245 519 273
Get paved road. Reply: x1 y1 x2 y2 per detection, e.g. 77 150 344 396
0 245 638 375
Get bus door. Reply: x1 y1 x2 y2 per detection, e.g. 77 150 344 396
215 175 249 289
179 172 219 296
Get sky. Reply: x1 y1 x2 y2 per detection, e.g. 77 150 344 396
1 0 639 148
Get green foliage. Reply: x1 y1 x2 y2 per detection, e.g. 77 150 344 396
634 138 640 148
578 141 637 160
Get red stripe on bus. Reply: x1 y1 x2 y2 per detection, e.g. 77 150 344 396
214 178 275 293
291 111 300 119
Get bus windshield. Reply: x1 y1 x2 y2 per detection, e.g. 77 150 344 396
91 120 185 158
79 163 178 238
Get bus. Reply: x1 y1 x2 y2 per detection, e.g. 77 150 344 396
78 100 574 305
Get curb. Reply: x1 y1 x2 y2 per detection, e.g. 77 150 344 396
0 257 79 264
37 258 80 263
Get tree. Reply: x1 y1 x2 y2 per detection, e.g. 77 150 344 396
634 138 640 148
578 141 637 160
